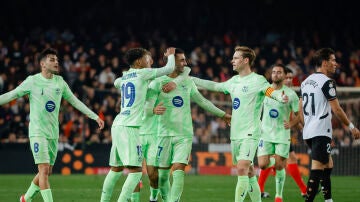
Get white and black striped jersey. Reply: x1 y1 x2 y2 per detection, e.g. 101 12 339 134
300 72 337 139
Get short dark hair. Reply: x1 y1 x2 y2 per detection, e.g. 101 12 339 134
175 48 185 55
271 63 287 73
312 48 335 67
38 48 57 63
124 48 148 66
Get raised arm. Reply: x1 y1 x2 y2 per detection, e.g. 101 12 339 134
191 77 226 92
143 48 176 80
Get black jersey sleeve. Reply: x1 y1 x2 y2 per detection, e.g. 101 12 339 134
321 80 337 101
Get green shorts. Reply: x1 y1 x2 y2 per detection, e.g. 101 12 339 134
30 137 58 165
111 125 143 167
140 134 158 166
231 138 259 164
257 139 290 158
156 136 192 168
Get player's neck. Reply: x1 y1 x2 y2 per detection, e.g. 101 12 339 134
272 82 283 90
237 67 252 77
41 71 53 79
168 72 179 78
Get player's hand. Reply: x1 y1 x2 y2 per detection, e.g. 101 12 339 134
222 113 232 126
153 102 166 115
96 118 105 130
282 90 289 103
164 47 175 57
162 82 177 93
283 120 290 129
351 127 360 139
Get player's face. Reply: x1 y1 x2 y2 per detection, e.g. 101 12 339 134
325 54 337 75
231 51 246 72
42 54 59 74
175 53 187 73
284 72 293 87
271 66 285 84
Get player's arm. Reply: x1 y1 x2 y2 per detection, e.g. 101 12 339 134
284 93 301 129
298 98 304 125
284 111 302 129
62 81 104 129
262 82 288 103
322 80 360 138
144 84 161 116
0 76 31 105
162 66 191 93
143 48 176 80
190 82 231 125
191 76 227 93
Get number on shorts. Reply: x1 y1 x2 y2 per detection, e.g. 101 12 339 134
34 142 39 153
258 140 263 148
157 146 163 157
326 143 331 153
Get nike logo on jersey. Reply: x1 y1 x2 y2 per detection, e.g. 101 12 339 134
41 89 44 95
249 185 253 192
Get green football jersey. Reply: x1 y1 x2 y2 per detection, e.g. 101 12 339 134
261 85 299 143
139 66 191 136
112 55 175 127
0 73 99 139
148 76 225 137
193 72 276 140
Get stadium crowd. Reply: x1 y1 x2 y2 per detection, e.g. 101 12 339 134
0 27 360 148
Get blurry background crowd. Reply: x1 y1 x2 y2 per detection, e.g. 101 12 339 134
1 0 360 148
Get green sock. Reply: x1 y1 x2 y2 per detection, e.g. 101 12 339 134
235 176 249 202
267 157 275 168
247 176 261 202
158 169 171 202
118 172 142 202
24 181 40 201
101 170 122 202
275 168 286 198
149 186 159 201
40 189 53 202
131 192 140 202
170 170 185 202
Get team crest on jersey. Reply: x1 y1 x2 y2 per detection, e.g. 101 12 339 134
269 109 279 118
45 100 56 112
242 86 248 93
233 98 240 109
55 88 61 95
172 96 184 107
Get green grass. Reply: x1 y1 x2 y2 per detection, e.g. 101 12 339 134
1 174 359 201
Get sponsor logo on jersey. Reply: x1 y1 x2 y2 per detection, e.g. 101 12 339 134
45 101 56 112
172 96 184 107
233 98 240 109
269 109 279 118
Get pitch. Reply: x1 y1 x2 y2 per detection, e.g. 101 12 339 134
1 174 359 201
